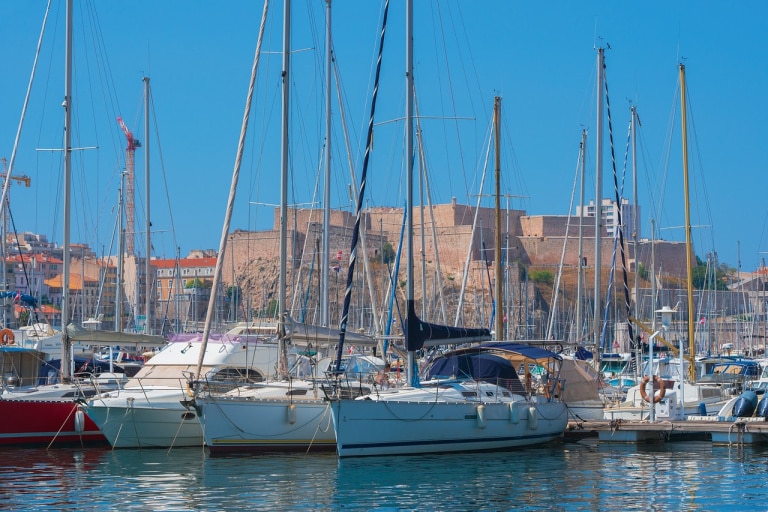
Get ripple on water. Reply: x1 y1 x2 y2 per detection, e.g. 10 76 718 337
0 441 766 510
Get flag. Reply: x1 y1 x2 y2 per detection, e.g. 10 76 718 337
332 264 340 273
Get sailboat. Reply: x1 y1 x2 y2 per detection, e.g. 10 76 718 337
604 64 738 421
0 0 171 446
194 0 385 454
84 54 290 448
329 5 567 455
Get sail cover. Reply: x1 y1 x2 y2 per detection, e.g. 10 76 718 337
405 302 491 351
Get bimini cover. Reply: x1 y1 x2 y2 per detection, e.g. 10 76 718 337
473 342 562 361
424 342 561 382
425 351 519 382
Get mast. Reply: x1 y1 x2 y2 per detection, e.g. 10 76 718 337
679 64 696 381
631 106 639 322
61 0 73 381
333 0 390 372
193 0 270 381
405 0 415 385
321 0 331 327
144 76 151 333
278 0 291 373
576 129 587 344
593 47 605 361
116 175 124 332
493 96 503 340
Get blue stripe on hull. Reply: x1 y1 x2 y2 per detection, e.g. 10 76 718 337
340 431 559 451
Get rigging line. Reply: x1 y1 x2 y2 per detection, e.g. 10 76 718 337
601 70 634 350
332 54 380 333
1 0 51 230
149 87 180 255
499 113 529 211
193 0 270 382
8 213 42 325
546 139 585 341
289 148 323 318
448 2 483 121
654 83 681 234
334 0 390 375
93 202 119 319
413 90 448 324
432 2 468 200
76 3 118 250
454 113 493 327
684 93 719 258
481 241 494 332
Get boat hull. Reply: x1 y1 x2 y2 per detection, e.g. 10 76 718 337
86 389 202 448
198 396 336 453
0 399 105 446
331 398 568 457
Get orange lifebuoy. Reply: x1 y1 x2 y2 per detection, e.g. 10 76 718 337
0 328 14 345
639 375 666 403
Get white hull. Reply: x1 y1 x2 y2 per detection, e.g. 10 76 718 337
86 388 202 448
603 380 731 421
85 335 280 448
331 383 568 457
566 399 609 421
198 394 335 453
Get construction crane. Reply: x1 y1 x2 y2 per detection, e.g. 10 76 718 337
117 117 140 256
0 157 31 188
0 157 31 238
0 158 31 318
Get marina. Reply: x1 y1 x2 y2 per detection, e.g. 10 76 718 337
0 1 767 510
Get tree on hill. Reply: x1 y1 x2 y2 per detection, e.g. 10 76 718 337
692 255 729 291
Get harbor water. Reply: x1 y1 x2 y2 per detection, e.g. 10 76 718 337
0 439 764 511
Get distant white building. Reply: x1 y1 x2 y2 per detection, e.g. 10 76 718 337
577 198 640 239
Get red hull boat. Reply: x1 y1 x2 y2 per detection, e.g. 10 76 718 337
0 399 106 446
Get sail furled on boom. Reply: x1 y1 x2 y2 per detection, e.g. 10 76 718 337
405 301 491 352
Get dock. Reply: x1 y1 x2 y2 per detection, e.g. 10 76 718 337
566 417 768 446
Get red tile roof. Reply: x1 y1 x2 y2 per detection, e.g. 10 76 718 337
153 257 217 269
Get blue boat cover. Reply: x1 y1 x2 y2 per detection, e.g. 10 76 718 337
424 343 561 381
426 351 520 382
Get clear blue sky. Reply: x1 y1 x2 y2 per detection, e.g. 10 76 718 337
0 1 765 272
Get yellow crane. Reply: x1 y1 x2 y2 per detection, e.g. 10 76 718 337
0 157 32 243
0 158 31 188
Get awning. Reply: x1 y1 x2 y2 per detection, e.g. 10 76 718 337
65 323 167 347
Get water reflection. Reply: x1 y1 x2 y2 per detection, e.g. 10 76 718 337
0 441 766 510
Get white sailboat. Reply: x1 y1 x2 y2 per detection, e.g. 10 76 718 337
84 328 280 448
330 7 567 455
0 0 171 446
83 20 286 448
604 64 738 421
194 0 384 453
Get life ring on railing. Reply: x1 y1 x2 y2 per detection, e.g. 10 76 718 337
0 328 14 345
639 375 666 403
